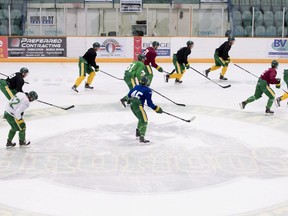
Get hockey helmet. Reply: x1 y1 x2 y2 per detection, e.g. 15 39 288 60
152 41 160 47
271 60 279 68
28 91 38 101
137 54 146 61
20 67 29 74
92 42 100 48
228 36 235 42
139 76 150 86
186 40 194 46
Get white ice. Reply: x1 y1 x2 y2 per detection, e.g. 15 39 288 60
0 62 288 216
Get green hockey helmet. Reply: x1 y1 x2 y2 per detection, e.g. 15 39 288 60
28 91 38 101
186 40 194 46
228 36 235 42
152 41 160 47
139 75 150 86
137 54 146 61
20 67 29 74
271 60 279 68
93 42 100 48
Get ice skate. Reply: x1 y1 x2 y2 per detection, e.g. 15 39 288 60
71 85 78 93
265 107 274 115
239 101 247 110
220 75 228 80
6 140 16 148
139 136 150 143
205 69 210 77
120 98 127 108
164 74 169 83
19 140 31 146
85 83 94 89
175 79 183 84
274 97 281 107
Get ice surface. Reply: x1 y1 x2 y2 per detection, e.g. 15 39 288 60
0 62 288 216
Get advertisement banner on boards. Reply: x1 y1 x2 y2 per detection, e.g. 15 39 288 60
142 38 171 57
8 37 66 57
0 36 8 58
268 38 288 58
96 38 127 58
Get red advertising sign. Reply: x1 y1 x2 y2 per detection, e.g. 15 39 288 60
0 36 8 58
133 36 142 60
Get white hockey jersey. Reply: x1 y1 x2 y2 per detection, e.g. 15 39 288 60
5 92 30 120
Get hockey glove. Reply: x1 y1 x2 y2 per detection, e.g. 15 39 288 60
157 66 163 72
185 63 190 70
155 106 163 114
95 65 100 72
276 78 281 88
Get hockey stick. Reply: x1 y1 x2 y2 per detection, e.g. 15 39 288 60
0 72 29 84
189 67 231 88
151 88 186 106
37 100 75 110
100 70 124 80
233 64 258 78
163 69 176 75
163 111 196 123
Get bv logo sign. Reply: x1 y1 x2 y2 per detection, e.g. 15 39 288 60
272 39 288 51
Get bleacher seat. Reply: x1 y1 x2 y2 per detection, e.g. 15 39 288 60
250 0 261 11
232 10 242 26
285 13 288 25
231 0 240 11
271 0 282 12
239 0 251 12
255 25 266 36
11 9 22 19
266 25 277 37
260 0 271 12
234 25 245 36
244 25 253 36
11 25 21 35
254 10 263 26
0 25 8 35
242 10 252 27
274 11 284 27
263 11 274 27
0 9 8 19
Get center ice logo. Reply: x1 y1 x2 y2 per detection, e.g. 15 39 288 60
272 39 288 51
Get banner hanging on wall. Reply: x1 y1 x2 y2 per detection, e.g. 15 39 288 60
120 0 142 12
0 36 8 58
8 37 66 57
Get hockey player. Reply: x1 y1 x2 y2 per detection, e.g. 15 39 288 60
4 91 38 148
143 41 164 85
205 36 235 80
275 69 288 107
0 67 29 100
71 42 100 92
120 54 147 106
121 76 163 143
124 54 147 90
240 60 280 115
165 40 194 83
